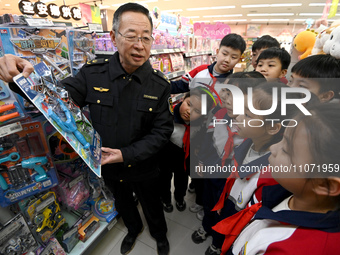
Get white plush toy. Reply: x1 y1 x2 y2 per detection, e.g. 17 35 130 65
323 25 340 59
311 27 330 55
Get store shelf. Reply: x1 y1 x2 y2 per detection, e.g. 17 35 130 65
184 51 212 57
166 70 185 79
150 48 185 55
94 50 115 55
63 211 118 255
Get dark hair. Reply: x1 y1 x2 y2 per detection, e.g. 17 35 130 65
252 82 301 152
226 71 266 93
291 54 340 97
112 3 153 32
252 35 280 52
257 47 291 70
184 87 215 108
220 33 246 54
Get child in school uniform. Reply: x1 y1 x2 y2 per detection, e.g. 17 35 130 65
205 82 301 255
214 103 340 255
158 87 214 212
288 54 340 103
191 72 266 242
255 47 291 83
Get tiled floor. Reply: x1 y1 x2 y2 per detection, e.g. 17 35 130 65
89 187 211 255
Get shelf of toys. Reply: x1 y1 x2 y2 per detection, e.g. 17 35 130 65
0 17 118 255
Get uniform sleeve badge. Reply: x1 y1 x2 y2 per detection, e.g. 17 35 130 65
168 97 174 115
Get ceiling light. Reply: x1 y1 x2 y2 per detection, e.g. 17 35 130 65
269 19 290 21
187 6 235 11
194 20 211 23
214 19 247 22
162 9 183 12
99 5 110 9
251 19 269 21
247 13 294 16
4 4 10 6
186 16 200 18
242 3 301 8
41 0 55 3
298 13 340 16
203 14 242 18
309 3 340 6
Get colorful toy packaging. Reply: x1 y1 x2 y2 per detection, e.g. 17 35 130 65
13 61 102 177
0 26 72 81
0 120 58 207
0 213 39 255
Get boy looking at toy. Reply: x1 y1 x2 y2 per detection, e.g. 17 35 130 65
250 35 280 69
289 54 340 103
255 47 291 82
171 34 246 94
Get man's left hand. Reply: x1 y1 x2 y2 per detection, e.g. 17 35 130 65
101 147 124 165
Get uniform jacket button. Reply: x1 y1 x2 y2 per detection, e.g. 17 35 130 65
149 108 152 112
128 164 132 167
97 100 100 103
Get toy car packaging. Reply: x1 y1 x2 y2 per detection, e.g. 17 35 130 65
0 213 38 255
0 121 58 207
22 191 65 244
13 61 102 177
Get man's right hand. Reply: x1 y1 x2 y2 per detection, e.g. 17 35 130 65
0 54 34 82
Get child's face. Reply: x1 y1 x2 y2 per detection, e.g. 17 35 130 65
288 73 330 102
215 46 242 74
251 48 267 69
255 58 287 81
222 88 238 119
234 94 268 140
218 88 229 108
269 122 314 195
179 95 202 122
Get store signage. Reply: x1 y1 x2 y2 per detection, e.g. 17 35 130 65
47 3 61 19
34 1 48 18
18 0 81 20
194 22 231 39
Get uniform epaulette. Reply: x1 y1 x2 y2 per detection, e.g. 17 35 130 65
85 58 110 65
152 69 170 84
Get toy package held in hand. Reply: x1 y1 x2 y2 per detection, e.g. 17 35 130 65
0 121 59 207
0 213 39 255
13 62 102 177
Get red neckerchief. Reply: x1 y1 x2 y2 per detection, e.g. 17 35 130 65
183 124 190 171
212 202 262 254
221 125 238 167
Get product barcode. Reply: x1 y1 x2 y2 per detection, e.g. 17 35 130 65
10 126 21 131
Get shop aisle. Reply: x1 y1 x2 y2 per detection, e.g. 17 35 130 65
89 186 211 255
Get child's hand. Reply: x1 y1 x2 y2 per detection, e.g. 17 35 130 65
101 147 123 165
217 209 221 215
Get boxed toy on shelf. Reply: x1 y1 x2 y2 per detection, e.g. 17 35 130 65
0 213 39 255
169 53 184 72
0 120 59 207
66 29 96 76
0 26 72 81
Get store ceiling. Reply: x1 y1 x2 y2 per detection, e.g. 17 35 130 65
0 0 337 25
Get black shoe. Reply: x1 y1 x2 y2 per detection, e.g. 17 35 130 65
157 238 170 255
176 200 186 211
188 182 195 193
162 202 173 213
120 227 144 254
191 226 208 244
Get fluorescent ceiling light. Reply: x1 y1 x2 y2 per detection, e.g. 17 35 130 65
294 19 306 21
251 19 269 21
41 0 55 3
203 14 242 18
309 3 340 6
162 9 183 12
247 13 294 16
113 0 157 6
299 13 323 16
270 19 290 21
242 3 301 8
186 16 200 18
214 19 247 22
100 5 111 9
187 6 235 11
5 4 10 6
195 20 211 23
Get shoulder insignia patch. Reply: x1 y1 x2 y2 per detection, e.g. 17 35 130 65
153 69 170 84
86 58 109 65
168 97 174 115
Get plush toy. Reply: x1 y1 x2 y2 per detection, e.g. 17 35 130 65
312 28 331 55
323 25 340 59
293 30 316 59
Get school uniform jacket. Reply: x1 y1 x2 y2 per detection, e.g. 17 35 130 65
226 186 340 255
212 139 278 216
170 62 233 94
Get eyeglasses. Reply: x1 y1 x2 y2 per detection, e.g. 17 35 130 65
117 31 154 45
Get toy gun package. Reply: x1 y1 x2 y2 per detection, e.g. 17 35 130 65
13 61 101 177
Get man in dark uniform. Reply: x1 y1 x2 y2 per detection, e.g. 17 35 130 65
2 3 173 255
